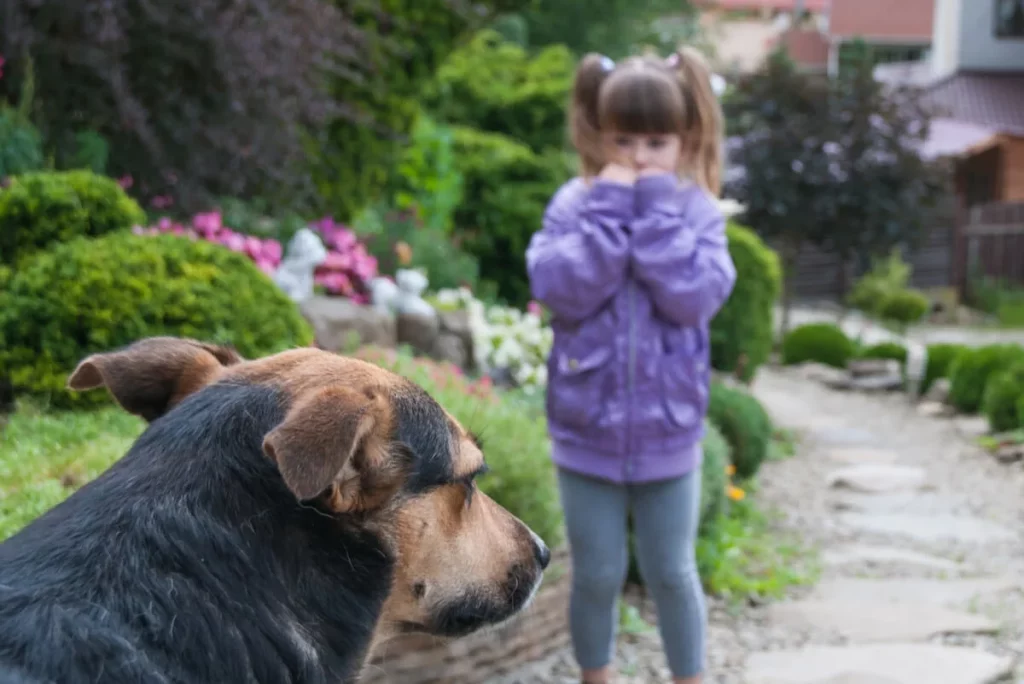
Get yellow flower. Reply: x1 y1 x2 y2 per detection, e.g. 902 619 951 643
727 485 746 501
725 464 736 476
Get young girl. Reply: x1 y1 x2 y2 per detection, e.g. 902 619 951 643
526 48 736 684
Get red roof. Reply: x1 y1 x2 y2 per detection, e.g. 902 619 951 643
828 0 934 41
695 0 828 11
772 28 830 68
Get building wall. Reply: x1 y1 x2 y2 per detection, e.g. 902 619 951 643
931 0 962 78
958 0 1024 71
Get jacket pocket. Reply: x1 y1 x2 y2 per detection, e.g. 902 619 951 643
659 328 709 430
547 342 613 428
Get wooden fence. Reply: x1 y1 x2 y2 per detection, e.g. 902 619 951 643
959 202 1024 297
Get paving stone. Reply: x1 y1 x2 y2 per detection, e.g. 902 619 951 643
839 512 1018 545
826 448 901 465
822 544 963 572
766 598 999 642
829 491 960 516
813 426 880 446
744 643 1014 684
807 577 1018 607
826 464 928 494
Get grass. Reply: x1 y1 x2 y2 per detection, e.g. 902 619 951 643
0 400 144 541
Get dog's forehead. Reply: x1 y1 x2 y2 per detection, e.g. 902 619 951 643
226 348 406 393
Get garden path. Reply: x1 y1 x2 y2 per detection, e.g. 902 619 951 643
501 367 1024 684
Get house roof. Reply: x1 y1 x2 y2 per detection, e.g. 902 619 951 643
771 28 830 68
923 72 1024 137
828 0 934 42
695 0 828 11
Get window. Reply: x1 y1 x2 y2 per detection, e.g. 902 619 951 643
995 0 1024 38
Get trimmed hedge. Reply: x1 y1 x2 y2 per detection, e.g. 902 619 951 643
857 342 908 365
781 323 855 369
0 170 146 267
981 362 1024 432
878 289 930 326
707 381 773 480
0 232 313 408
711 224 782 382
948 344 1024 414
922 343 969 395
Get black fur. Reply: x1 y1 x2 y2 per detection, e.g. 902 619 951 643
0 382 395 684
391 385 458 493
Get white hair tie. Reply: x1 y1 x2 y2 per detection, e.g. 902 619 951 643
600 55 615 72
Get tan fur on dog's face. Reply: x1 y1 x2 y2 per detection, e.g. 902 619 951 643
67 337 549 640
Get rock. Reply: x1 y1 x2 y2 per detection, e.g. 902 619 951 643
953 415 990 439
848 373 904 392
744 644 1014 684
830 491 958 516
848 359 901 378
994 442 1024 464
438 309 476 371
916 401 954 418
766 598 999 642
838 512 1017 545
796 362 852 390
301 296 396 351
826 448 901 465
812 426 879 446
826 464 928 494
924 377 951 404
396 312 441 353
822 544 963 572
430 333 468 368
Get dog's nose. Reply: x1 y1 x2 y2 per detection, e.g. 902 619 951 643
529 529 550 570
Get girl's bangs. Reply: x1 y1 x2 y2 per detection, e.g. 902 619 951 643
598 70 684 135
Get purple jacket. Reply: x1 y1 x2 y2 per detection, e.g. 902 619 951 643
526 174 737 484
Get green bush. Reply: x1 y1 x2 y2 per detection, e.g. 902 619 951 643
0 109 44 179
858 342 908 364
352 346 562 547
847 249 911 316
922 343 969 394
781 323 855 368
424 30 576 154
711 224 782 382
0 232 313 408
451 126 568 305
1017 395 1024 433
707 382 773 480
948 344 1024 414
877 289 930 327
981 363 1024 432
0 170 146 267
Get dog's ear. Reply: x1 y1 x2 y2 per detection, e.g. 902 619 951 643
263 386 401 510
67 337 243 421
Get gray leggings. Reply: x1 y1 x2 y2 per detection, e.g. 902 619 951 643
557 467 707 678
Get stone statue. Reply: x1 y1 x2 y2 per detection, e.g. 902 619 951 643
369 269 436 319
273 228 328 303
368 276 400 315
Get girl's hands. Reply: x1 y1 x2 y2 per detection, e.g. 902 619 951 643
598 163 637 186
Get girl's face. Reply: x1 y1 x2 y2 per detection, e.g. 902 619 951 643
604 132 682 174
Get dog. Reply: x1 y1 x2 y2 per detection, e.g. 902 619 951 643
0 337 549 684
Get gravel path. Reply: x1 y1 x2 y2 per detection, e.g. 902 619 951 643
499 366 1024 683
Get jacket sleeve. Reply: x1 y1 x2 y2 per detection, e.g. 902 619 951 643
526 179 633 322
629 174 737 327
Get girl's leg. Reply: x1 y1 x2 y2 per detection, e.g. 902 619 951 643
630 468 707 683
557 468 630 684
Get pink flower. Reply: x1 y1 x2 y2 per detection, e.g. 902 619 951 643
150 195 174 209
527 300 543 317
118 175 134 190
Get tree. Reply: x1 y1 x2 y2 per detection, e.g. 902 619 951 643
824 40 950 283
723 50 836 334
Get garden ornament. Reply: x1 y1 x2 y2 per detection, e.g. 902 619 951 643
368 276 400 315
273 227 328 303
394 269 436 318
905 341 928 402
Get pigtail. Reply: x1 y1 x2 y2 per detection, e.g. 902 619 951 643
570 53 613 178
669 47 724 197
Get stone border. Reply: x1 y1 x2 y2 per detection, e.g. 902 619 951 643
359 549 571 683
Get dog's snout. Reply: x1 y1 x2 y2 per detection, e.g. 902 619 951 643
529 529 550 570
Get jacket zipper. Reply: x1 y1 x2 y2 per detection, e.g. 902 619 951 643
625 278 636 480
